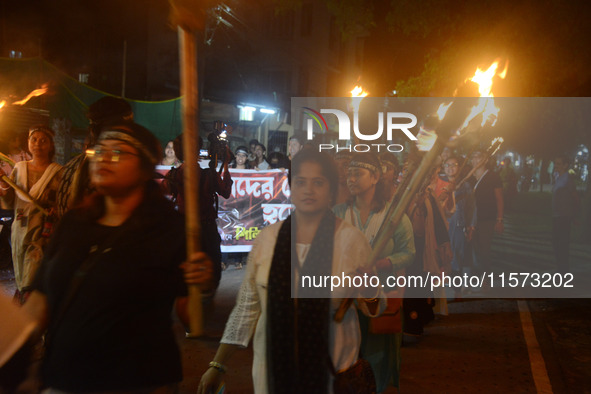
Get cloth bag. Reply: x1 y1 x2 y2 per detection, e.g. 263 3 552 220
368 291 402 334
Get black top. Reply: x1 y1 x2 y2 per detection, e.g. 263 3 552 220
473 170 503 223
33 190 187 392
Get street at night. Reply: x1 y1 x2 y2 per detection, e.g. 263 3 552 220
1 1 591 394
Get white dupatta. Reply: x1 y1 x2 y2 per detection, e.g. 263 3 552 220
13 161 62 203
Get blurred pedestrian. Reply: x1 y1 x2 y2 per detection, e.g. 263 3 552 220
165 136 232 295
198 150 384 394
267 151 289 169
439 156 474 296
500 157 518 210
467 149 504 280
248 139 259 162
0 130 31 270
0 129 31 176
406 168 452 330
161 140 182 168
22 122 214 393
287 135 303 160
551 155 580 272
0 125 63 304
252 143 270 170
520 164 533 193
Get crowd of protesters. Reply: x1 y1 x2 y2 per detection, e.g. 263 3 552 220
0 96 583 394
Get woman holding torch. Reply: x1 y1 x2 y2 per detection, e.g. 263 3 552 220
333 152 415 393
21 122 213 393
0 125 62 304
198 149 384 393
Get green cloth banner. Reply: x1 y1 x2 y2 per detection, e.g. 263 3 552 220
0 57 182 144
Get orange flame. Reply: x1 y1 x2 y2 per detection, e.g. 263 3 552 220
416 126 438 152
350 85 369 113
489 137 504 156
0 100 5 109
461 60 508 130
350 85 369 97
12 85 49 106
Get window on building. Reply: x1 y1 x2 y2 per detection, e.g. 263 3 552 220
238 106 256 121
267 130 288 154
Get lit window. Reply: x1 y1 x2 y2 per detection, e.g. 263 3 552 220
238 106 256 121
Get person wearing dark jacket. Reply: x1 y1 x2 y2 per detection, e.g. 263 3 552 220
22 122 213 393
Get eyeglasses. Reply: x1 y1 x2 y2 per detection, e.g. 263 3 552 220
86 146 139 162
444 163 459 168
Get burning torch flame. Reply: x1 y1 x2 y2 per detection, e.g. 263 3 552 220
460 60 507 130
416 126 438 152
436 102 453 120
350 85 369 98
12 85 49 106
488 137 504 156
350 85 369 113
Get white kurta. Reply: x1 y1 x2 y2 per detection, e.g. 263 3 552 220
221 219 385 394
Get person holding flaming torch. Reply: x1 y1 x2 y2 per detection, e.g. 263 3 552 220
333 152 415 393
22 122 214 393
0 125 62 304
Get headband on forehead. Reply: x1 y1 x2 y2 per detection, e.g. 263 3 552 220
98 130 158 165
29 126 54 139
235 148 248 155
334 151 353 160
380 157 397 167
349 160 380 174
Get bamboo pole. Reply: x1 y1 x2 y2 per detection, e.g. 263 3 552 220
334 101 473 322
178 26 204 337
369 137 447 264
1 175 50 216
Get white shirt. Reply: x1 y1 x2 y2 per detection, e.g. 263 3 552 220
220 219 385 393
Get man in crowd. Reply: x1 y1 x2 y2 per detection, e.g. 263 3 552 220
288 135 303 160
551 155 580 272
468 149 504 282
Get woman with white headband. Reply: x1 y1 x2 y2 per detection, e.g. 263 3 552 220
0 125 62 305
22 122 213 393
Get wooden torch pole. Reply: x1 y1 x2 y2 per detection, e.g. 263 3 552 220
179 26 204 337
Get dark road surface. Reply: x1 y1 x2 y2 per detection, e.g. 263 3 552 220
174 266 591 394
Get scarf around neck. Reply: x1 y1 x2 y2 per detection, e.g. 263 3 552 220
267 211 336 393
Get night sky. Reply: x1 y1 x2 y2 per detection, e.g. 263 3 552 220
3 0 591 97
2 0 591 155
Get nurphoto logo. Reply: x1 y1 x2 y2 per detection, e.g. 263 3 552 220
303 106 418 153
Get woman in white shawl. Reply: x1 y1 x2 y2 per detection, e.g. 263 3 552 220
0 125 62 304
198 149 385 394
